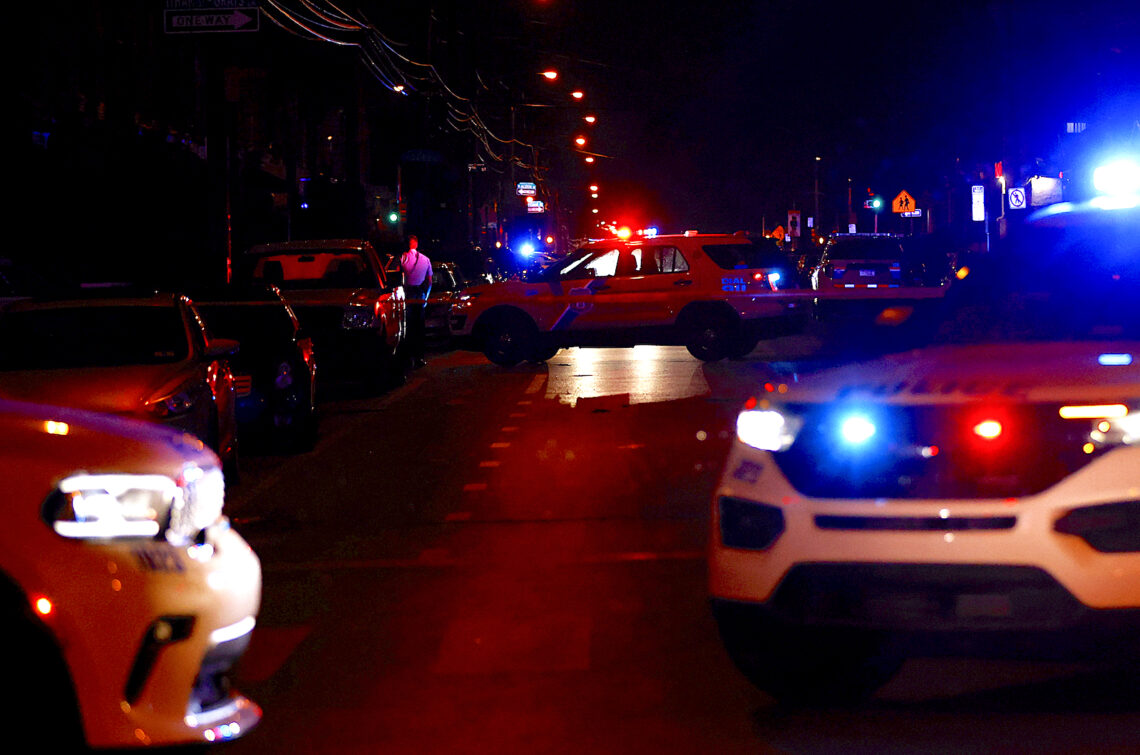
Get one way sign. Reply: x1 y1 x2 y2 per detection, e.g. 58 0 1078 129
165 4 259 34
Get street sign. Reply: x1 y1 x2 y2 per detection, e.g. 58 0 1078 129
892 190 916 213
901 209 923 218
526 200 545 214
971 185 986 222
164 2 258 33
516 181 537 197
1008 187 1027 210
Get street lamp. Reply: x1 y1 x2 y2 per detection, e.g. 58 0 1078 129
584 115 597 124
570 90 584 100
574 136 587 147
540 70 558 80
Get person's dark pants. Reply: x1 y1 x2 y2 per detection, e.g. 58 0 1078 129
405 285 429 362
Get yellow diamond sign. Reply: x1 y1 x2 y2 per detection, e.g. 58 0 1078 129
892 190 917 213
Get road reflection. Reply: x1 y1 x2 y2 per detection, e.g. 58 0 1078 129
545 345 711 406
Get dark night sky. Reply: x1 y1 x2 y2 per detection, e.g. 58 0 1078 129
410 0 1139 232
14 0 1140 258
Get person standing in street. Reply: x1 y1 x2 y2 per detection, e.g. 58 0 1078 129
400 235 432 368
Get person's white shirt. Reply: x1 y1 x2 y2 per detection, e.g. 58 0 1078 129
400 242 432 288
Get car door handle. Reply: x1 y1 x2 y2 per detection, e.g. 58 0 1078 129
674 279 693 286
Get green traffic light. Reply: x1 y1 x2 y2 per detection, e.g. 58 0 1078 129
387 211 399 224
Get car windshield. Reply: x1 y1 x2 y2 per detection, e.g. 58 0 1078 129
827 238 904 261
556 247 621 279
243 251 375 290
0 306 189 369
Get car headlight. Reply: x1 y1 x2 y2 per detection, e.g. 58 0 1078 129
736 405 801 452
147 384 197 418
44 465 225 544
342 303 378 329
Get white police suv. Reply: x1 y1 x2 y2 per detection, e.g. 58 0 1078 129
710 186 1140 704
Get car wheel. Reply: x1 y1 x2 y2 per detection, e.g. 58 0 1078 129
2 596 85 747
682 308 739 362
482 312 538 367
527 343 561 363
714 607 902 707
727 331 762 359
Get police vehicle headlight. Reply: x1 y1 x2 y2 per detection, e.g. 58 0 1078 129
44 465 225 543
736 406 801 452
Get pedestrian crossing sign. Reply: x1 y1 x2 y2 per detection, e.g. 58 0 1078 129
892 190 917 213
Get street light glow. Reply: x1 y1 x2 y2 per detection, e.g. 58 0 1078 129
585 156 595 163
589 185 599 192
541 70 558 80
584 115 597 123
571 91 584 99
575 136 587 146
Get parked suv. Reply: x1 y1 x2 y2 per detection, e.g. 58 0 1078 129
812 233 952 291
449 232 808 365
238 239 405 389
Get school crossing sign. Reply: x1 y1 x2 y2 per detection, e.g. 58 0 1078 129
892 190 917 214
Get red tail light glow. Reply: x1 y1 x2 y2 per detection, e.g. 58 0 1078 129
973 419 1003 440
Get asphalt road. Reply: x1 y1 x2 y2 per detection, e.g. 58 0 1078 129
220 341 1139 755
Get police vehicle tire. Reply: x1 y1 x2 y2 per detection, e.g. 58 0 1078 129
528 344 561 363
482 311 538 367
714 608 902 706
681 306 739 362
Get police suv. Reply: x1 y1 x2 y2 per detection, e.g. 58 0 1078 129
449 232 808 365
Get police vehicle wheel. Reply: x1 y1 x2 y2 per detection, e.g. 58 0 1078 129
683 310 738 362
483 313 537 367
528 344 560 363
727 332 762 359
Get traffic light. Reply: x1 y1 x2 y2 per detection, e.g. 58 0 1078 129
386 203 399 225
863 196 883 211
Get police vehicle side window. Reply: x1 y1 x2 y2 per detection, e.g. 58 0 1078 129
652 246 689 274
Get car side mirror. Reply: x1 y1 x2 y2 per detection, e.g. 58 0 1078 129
207 337 240 358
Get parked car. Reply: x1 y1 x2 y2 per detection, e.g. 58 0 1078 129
0 293 241 478
811 233 952 291
192 285 319 451
0 398 261 747
449 232 809 365
237 239 405 389
425 261 469 343
709 199 1140 706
